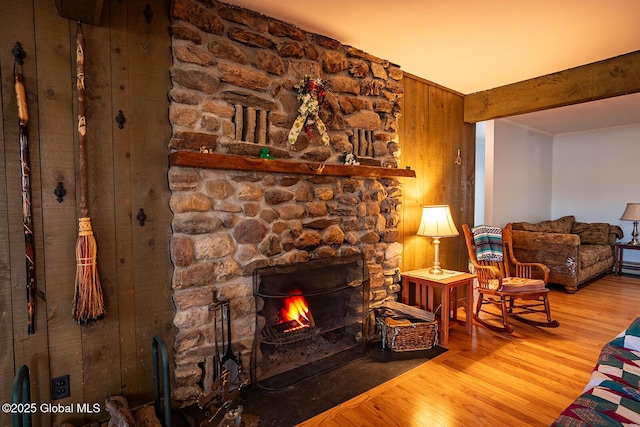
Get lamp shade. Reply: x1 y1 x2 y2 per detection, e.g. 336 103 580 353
417 205 459 238
620 203 640 221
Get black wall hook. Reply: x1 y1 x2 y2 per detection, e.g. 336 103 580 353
144 4 153 23
116 110 126 129
54 182 66 203
12 42 26 65
137 208 146 226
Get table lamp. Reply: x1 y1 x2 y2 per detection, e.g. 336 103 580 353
417 205 459 274
620 202 640 245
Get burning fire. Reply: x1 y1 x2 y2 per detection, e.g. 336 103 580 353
279 294 313 332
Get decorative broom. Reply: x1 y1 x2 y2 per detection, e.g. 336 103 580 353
72 22 105 324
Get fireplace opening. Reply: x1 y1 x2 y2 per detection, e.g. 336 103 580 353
252 254 369 390
270 293 314 335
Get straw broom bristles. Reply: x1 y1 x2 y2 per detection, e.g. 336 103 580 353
72 217 104 324
72 23 105 325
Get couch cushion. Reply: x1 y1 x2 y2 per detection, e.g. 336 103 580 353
572 222 611 245
512 215 575 233
579 245 612 266
487 277 546 292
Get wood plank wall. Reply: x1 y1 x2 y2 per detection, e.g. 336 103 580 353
0 1 475 425
398 74 476 273
0 0 174 425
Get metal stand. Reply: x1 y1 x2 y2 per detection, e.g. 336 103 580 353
153 335 172 427
628 221 639 245
12 365 31 427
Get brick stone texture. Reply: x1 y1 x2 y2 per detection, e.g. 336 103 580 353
168 0 406 403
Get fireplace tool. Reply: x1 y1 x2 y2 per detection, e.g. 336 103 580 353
197 302 248 426
220 302 240 388
214 303 220 380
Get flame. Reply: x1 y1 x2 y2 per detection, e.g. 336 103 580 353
280 295 310 327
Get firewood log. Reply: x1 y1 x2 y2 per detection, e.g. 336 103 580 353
105 396 136 427
241 413 261 427
134 406 162 427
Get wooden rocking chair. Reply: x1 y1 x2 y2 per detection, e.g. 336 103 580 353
462 223 560 333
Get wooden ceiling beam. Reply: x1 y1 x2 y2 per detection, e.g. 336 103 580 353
464 50 640 123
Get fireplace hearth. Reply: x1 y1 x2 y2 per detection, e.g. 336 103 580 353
252 254 369 389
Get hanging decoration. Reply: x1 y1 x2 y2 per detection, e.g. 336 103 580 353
72 22 105 325
287 76 331 146
13 42 37 335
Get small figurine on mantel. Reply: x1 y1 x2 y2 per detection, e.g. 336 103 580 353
259 147 274 159
344 152 360 166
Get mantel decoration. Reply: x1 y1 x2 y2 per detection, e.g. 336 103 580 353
288 76 331 146
344 152 360 165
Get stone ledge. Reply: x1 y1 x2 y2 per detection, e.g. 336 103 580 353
169 151 416 178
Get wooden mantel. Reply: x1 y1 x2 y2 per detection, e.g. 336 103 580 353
169 151 417 179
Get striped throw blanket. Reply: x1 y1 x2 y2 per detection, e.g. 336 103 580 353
471 225 503 262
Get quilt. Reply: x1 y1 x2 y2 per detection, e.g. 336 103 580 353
551 317 640 427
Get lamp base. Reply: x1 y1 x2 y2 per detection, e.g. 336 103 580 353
628 221 640 245
429 237 444 275
429 265 444 275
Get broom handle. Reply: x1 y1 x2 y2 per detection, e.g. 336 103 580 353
76 22 89 218
15 68 36 335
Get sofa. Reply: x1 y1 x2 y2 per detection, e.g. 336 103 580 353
510 216 623 293
551 316 640 426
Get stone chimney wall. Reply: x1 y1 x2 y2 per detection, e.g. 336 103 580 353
168 0 406 403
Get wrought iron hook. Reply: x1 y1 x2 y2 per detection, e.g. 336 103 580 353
116 110 126 129
12 42 26 65
54 182 66 203
137 208 146 226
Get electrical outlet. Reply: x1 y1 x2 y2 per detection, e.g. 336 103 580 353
51 374 70 400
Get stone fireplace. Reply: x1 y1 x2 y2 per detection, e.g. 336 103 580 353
167 0 409 404
252 254 368 390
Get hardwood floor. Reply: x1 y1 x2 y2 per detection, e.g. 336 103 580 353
298 273 640 427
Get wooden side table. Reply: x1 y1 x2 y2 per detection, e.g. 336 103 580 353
615 243 640 275
400 269 476 346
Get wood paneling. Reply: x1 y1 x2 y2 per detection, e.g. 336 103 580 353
398 74 475 274
300 274 640 427
126 0 174 405
1 1 51 426
31 4 77 427
0 0 173 425
111 0 139 402
464 50 640 123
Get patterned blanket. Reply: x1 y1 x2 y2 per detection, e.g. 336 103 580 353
471 225 503 262
551 317 640 426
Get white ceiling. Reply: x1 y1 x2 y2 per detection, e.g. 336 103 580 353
220 0 640 134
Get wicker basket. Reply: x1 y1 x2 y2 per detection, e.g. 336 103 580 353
381 317 438 352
